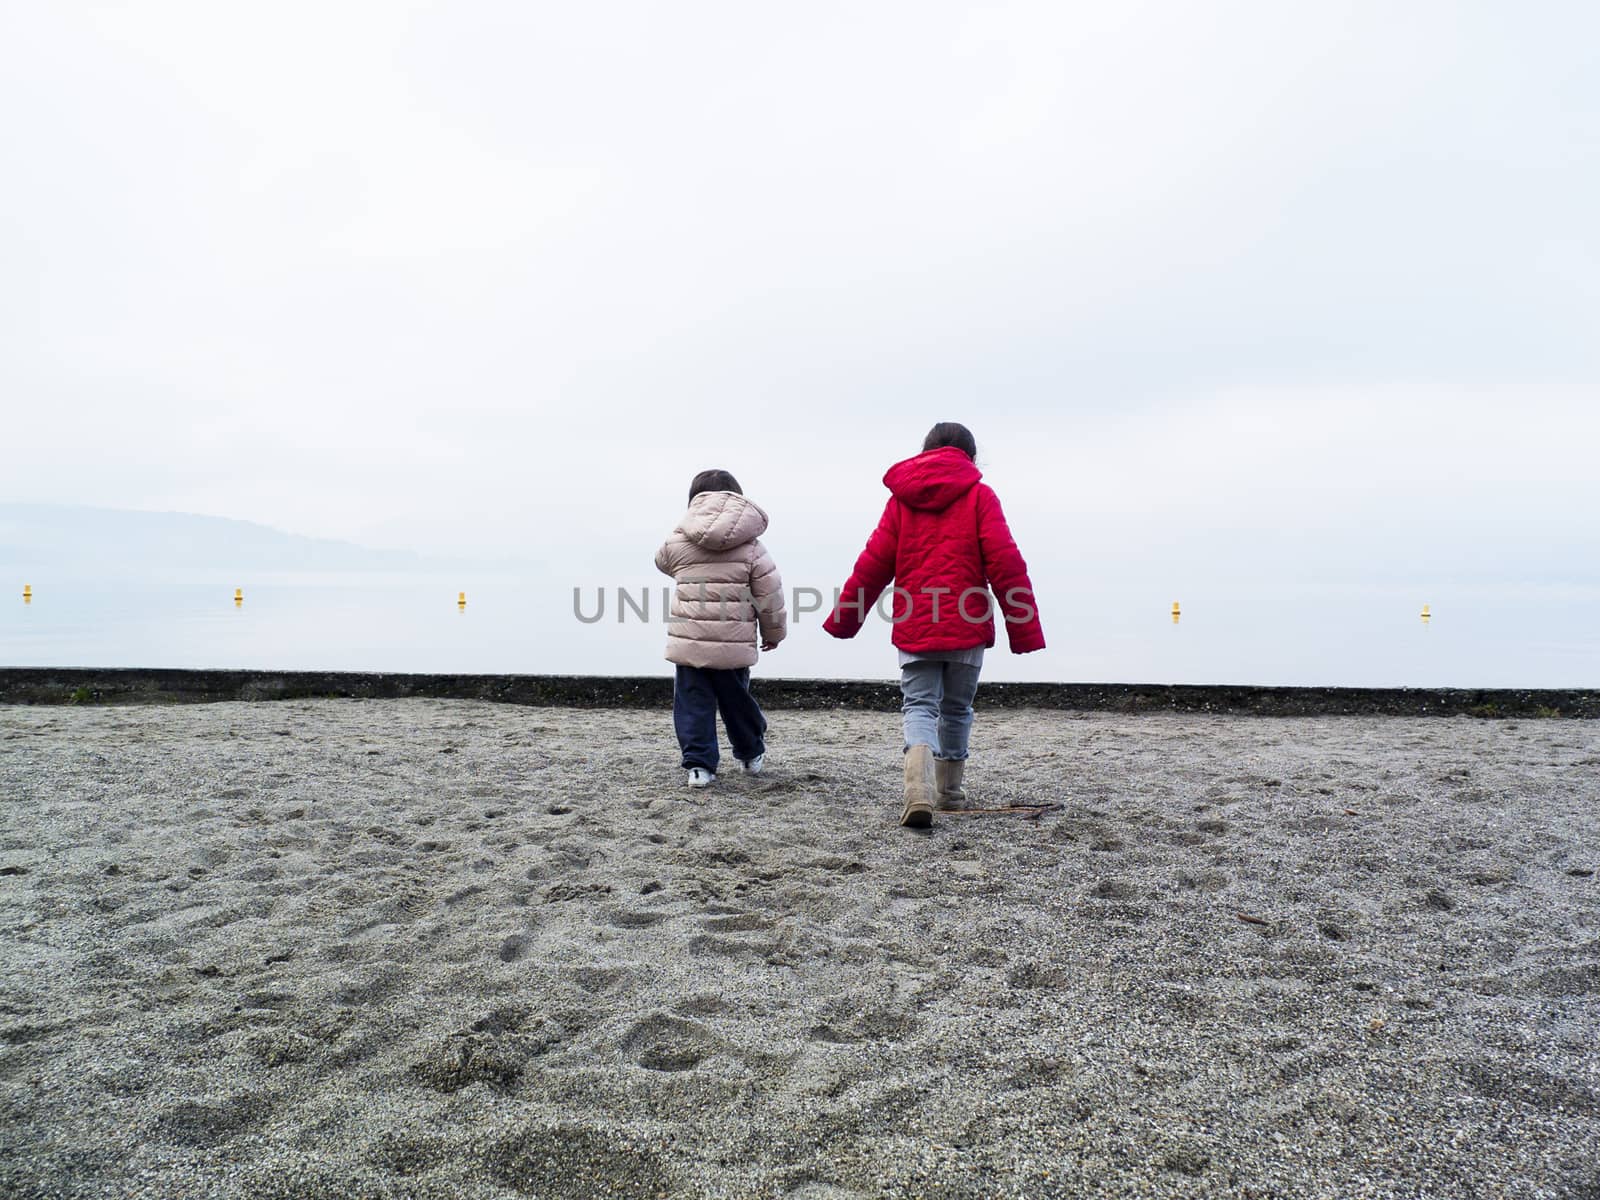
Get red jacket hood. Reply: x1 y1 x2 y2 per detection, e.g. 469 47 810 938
883 447 982 512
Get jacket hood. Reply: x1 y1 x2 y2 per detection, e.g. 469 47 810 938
883 446 982 512
678 490 769 551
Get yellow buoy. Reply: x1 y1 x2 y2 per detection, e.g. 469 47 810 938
1171 600 1181 624
1420 603 1431 620
457 591 467 611
234 587 243 607
22 584 31 604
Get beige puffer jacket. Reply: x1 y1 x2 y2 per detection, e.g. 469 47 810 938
654 491 787 670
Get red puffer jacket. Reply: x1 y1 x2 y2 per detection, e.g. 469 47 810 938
823 447 1045 654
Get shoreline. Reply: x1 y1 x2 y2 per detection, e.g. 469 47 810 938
1 666 1597 717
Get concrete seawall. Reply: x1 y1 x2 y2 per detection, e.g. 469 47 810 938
0 667 1595 717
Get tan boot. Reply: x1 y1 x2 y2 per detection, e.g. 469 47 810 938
900 744 935 828
935 758 967 810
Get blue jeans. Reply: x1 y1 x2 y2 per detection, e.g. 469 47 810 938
674 665 767 772
900 659 981 760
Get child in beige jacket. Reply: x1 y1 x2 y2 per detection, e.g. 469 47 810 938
654 469 787 788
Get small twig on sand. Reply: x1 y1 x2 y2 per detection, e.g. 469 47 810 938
941 803 1064 819
1343 808 1359 816
1235 912 1272 927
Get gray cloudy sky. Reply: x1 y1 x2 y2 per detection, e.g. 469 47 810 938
3 1 1597 591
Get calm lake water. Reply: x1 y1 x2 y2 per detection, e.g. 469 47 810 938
3 567 1596 688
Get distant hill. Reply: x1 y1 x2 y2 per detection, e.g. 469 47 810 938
0 504 424 571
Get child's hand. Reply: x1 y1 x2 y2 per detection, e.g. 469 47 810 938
761 641 779 652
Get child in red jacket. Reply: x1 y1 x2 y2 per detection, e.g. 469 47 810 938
824 423 1045 828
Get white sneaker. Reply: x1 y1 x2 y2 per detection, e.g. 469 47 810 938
686 768 716 788
741 754 765 776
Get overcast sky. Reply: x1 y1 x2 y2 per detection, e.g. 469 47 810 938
3 1 1597 594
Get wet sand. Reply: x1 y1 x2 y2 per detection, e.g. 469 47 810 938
2 700 1597 1199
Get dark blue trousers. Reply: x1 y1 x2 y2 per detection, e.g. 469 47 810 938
674 665 766 773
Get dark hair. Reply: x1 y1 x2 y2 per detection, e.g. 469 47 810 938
688 469 742 502
923 422 977 460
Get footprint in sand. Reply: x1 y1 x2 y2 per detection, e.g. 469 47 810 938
607 908 669 929
620 1012 718 1072
570 965 631 993
411 1033 524 1093
498 934 530 962
153 1091 275 1146
1089 877 1139 900
687 933 777 960
332 967 404 1007
699 912 772 934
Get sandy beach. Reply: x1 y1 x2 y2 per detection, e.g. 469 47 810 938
2 698 1597 1199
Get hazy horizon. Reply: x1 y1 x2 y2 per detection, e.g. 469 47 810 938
4 496 1597 590
5 502 1598 688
